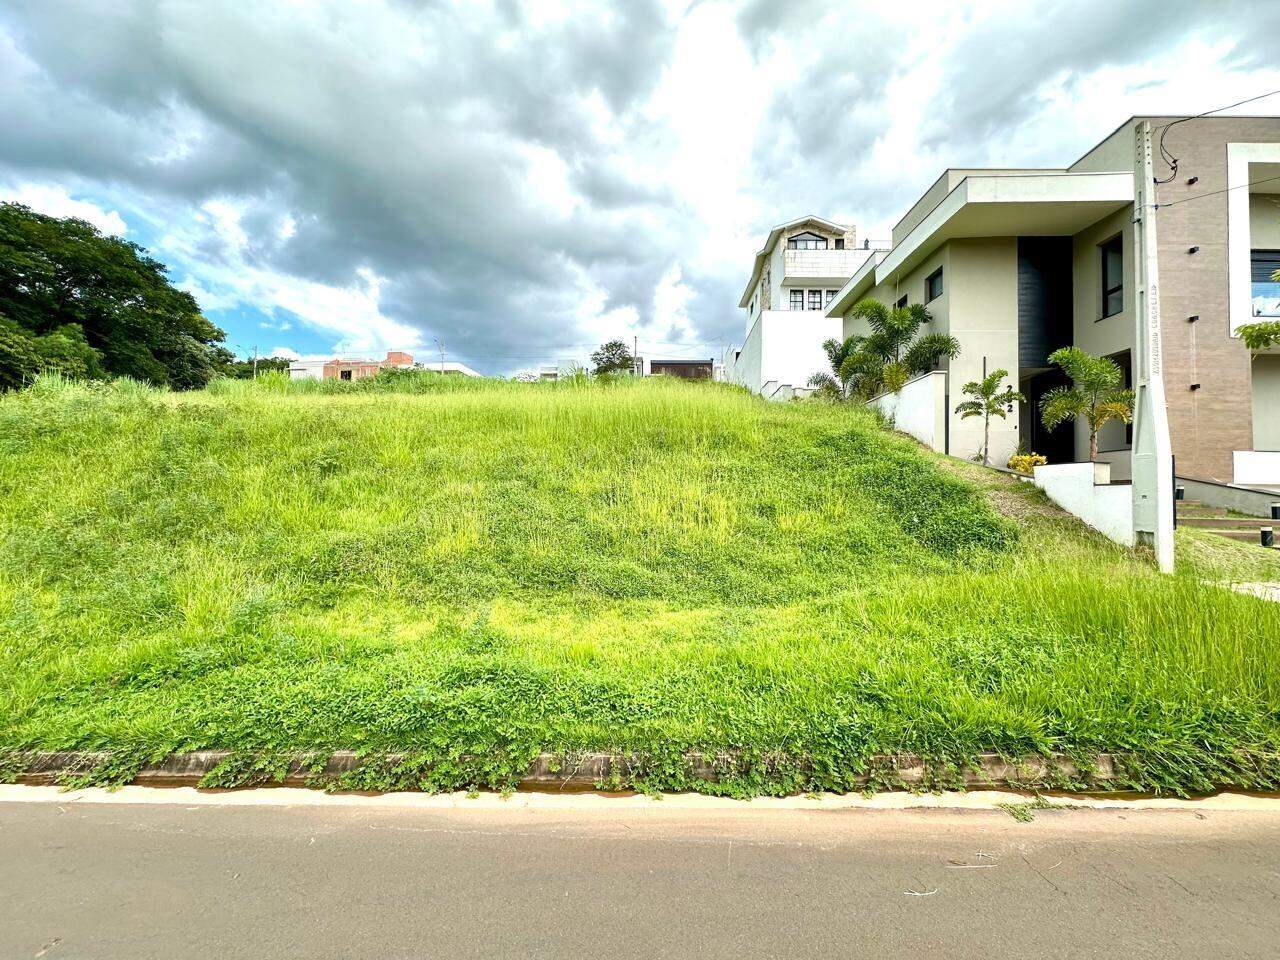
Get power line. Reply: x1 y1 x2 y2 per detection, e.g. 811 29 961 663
1154 88 1280 183
1154 173 1280 210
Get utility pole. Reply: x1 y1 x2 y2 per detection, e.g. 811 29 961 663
1131 120 1176 573
236 344 260 378
433 337 446 373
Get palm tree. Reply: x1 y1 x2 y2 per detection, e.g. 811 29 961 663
954 369 1024 466
808 335 882 401
808 300 959 400
1039 347 1134 462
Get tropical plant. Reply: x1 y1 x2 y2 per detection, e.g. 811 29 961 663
808 300 959 401
954 368 1025 466
1039 347 1134 462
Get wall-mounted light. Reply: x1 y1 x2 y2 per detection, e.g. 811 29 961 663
1187 176 1199 185
1188 315 1199 324
1189 383 1201 391
1188 245 1200 254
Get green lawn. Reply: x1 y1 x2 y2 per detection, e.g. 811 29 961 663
1 372 1277 795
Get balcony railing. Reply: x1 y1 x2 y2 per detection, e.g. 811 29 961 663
782 248 871 278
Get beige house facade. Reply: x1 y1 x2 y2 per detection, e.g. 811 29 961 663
824 116 1280 498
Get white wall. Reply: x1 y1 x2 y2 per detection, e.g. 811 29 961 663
728 310 843 396
1228 144 1280 333
288 360 325 380
866 371 947 452
1233 451 1280 488
1253 355 1280 451
1034 462 1134 545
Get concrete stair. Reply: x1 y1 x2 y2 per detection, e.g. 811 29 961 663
1176 499 1276 548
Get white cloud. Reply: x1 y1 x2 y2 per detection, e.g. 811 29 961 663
1 182 127 235
3 0 1280 371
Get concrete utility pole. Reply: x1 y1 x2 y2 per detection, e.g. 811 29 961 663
1131 121 1176 573
433 338 446 373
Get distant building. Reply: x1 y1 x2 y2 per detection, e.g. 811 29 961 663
635 356 716 380
288 351 480 380
724 215 886 399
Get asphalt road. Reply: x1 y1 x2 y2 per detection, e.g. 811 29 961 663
3 789 1280 959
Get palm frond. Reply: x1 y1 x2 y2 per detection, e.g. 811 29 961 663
902 333 960 375
1039 385 1083 431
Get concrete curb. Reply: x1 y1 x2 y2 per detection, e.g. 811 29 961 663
11 750 1119 792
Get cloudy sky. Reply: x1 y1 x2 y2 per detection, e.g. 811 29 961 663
3 0 1280 374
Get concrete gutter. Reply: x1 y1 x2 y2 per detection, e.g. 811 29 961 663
11 750 1119 792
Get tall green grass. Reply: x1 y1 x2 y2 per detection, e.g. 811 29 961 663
0 373 1276 794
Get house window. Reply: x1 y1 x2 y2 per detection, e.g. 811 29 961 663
339 369 353 381
807 289 823 311
1100 234 1123 318
787 231 828 250
834 239 845 250
1252 249 1280 318
925 267 944 302
895 294 908 309
825 289 838 306
789 289 805 311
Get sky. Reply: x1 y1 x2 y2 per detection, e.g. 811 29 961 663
3 0 1280 375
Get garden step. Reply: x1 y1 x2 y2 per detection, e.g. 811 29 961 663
1178 516 1273 530
1194 528 1276 545
1177 507 1231 519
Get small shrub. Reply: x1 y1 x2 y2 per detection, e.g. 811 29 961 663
1008 453 1047 475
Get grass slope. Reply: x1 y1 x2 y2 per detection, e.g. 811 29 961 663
1 373 1277 795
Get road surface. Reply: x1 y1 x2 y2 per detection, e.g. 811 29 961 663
3 787 1279 959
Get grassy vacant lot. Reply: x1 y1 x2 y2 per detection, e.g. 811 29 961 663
1 372 1277 795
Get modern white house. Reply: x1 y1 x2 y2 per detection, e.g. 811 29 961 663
724 216 886 399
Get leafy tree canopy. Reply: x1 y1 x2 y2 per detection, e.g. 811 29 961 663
590 339 635 375
0 202 227 389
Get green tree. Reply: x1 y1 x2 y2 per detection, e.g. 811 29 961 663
954 368 1024 467
590 339 635 375
1039 347 1134 462
809 300 959 401
0 314 103 390
0 202 227 389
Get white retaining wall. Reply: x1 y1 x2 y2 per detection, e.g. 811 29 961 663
1033 462 1134 546
865 371 948 452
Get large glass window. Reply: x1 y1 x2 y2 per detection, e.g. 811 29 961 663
789 289 805 310
807 289 823 311
1101 235 1123 318
1252 249 1280 318
825 289 838 306
787 231 828 250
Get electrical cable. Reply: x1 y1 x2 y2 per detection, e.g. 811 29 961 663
1153 89 1280 183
